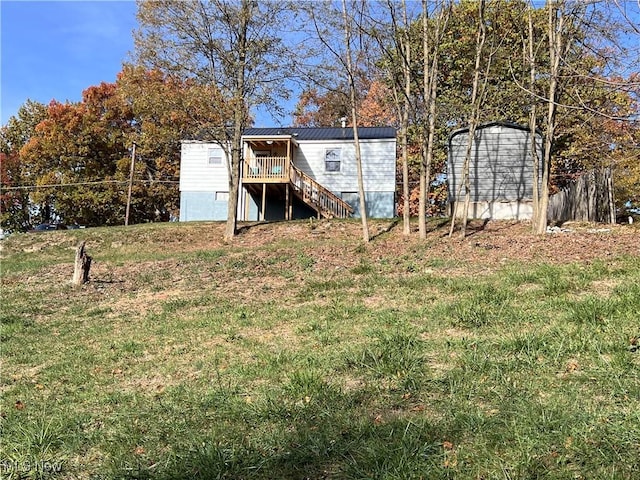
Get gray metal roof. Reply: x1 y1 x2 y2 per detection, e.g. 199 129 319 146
448 121 542 145
243 127 396 141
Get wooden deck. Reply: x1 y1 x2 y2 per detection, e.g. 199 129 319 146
242 156 289 183
242 157 353 219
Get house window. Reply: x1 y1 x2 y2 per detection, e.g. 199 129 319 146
208 147 223 166
216 191 229 201
325 148 341 172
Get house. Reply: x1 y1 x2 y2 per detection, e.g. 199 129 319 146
447 121 543 220
179 126 397 222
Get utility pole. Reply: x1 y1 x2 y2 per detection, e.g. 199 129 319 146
125 142 136 226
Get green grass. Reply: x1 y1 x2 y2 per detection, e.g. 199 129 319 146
1 220 639 479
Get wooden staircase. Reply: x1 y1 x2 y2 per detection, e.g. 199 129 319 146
242 158 353 219
289 164 354 219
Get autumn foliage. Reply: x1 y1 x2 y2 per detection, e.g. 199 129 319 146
1 67 230 229
2 1 639 231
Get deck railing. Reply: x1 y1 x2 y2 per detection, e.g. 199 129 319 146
243 156 289 182
242 156 353 218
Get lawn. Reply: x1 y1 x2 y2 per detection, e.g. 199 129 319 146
1 219 639 479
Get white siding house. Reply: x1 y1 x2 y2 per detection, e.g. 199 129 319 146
179 142 232 221
447 122 543 220
179 127 397 221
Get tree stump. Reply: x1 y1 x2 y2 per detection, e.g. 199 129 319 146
72 241 92 286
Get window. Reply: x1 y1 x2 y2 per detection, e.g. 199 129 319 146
215 191 229 201
208 147 223 166
325 148 341 172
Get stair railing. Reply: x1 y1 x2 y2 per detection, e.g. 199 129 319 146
289 164 354 218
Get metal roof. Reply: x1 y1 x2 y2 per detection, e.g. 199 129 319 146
243 127 396 141
448 121 542 144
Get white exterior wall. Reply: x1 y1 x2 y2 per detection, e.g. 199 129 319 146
179 141 236 222
179 136 397 221
293 139 396 194
179 142 229 193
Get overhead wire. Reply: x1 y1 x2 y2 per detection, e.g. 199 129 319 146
1 179 179 191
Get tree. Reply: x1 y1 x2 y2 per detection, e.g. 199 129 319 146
293 87 351 127
357 0 420 236
300 0 374 242
293 79 395 128
420 0 449 239
0 100 47 231
341 0 370 242
1 100 48 155
19 84 133 226
134 0 297 241
117 65 229 222
0 152 29 231
380 0 415 237
449 0 490 238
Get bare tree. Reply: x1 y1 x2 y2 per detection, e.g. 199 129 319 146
305 0 371 242
535 0 572 234
420 0 449 239
449 0 489 238
400 0 412 237
342 0 370 243
361 1 418 237
134 0 295 241
527 2 542 230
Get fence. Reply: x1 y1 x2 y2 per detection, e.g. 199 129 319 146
548 168 615 224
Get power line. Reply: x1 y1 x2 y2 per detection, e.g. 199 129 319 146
0 179 179 191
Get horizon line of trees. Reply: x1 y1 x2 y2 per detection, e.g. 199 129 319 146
1 0 638 240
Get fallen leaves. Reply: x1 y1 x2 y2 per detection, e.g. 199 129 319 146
565 359 580 373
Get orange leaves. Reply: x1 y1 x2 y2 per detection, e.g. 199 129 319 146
359 80 397 127
397 184 447 217
293 80 396 128
442 440 457 468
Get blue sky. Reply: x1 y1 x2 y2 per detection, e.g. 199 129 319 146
1 0 137 125
1 1 638 128
0 0 291 127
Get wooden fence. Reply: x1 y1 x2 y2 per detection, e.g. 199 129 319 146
548 168 615 224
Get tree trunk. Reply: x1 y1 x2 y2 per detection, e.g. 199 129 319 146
419 0 429 240
224 138 241 242
421 0 446 240
450 0 486 238
72 241 92 286
402 0 411 237
224 0 251 242
401 125 410 236
536 0 564 235
342 0 369 243
527 5 541 232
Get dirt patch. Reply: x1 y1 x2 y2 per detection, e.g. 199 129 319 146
5 220 638 312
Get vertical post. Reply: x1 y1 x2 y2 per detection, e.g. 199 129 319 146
286 139 291 180
125 142 136 226
285 183 290 221
261 183 267 221
289 185 294 220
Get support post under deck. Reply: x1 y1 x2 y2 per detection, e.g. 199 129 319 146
285 183 291 221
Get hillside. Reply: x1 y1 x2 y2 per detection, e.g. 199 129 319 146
1 219 639 479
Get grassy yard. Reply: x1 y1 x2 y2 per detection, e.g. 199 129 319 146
1 219 639 479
